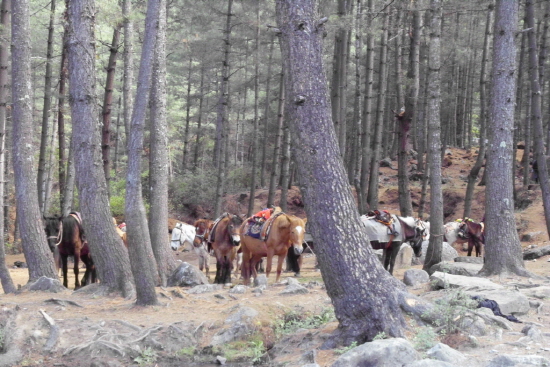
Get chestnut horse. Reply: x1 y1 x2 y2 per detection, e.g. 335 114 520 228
193 218 213 276
444 218 484 257
240 213 305 285
209 213 243 284
44 212 96 289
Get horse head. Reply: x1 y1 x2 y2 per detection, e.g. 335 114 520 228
43 216 62 253
287 216 305 256
193 219 212 248
226 215 243 246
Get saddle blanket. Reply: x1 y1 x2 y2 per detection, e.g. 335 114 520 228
244 219 264 239
360 214 404 243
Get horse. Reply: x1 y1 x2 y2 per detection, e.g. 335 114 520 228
208 213 243 285
360 213 426 275
240 213 305 285
44 212 96 289
113 218 127 247
192 218 213 276
170 222 196 252
444 218 484 257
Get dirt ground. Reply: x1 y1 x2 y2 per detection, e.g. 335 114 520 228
1 147 549 367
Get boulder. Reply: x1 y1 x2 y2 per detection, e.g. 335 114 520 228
27 276 66 293
521 231 544 242
523 245 550 260
429 261 482 277
279 283 309 296
186 284 223 294
403 269 430 287
430 272 503 290
465 289 530 316
253 274 268 287
405 361 457 367
454 256 484 264
485 354 550 367
426 343 467 365
331 338 418 367
416 241 458 266
167 262 209 287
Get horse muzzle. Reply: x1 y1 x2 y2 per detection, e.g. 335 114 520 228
293 245 303 256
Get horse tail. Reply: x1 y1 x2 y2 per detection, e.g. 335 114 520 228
286 248 301 274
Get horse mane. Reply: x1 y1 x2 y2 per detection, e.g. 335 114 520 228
397 216 417 228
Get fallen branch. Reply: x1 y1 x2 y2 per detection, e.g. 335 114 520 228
39 309 59 352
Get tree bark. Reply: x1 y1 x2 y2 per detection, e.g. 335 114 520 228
276 0 409 346
125 0 162 305
12 0 58 281
260 35 275 188
67 0 134 296
480 0 529 277
57 25 68 214
423 0 444 271
122 0 135 146
268 72 285 207
181 54 192 172
193 65 206 172
0 0 15 293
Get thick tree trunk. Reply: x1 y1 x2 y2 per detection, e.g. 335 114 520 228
101 27 121 194
276 0 408 346
268 73 285 207
67 0 134 296
125 0 162 305
193 65 206 172
122 0 135 145
181 55 192 172
279 111 291 212
423 0 444 271
0 0 15 294
260 36 275 188
480 0 529 277
12 0 58 281
149 0 177 287
58 26 68 213
464 4 493 219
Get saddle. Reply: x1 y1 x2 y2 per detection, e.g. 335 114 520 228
367 210 398 236
208 213 229 244
244 212 284 241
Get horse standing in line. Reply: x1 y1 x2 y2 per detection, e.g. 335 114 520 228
209 213 243 285
240 213 305 285
44 212 96 289
170 222 196 252
444 218 484 257
360 211 426 275
192 218 213 276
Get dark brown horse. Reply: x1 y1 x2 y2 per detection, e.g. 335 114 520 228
240 213 305 285
208 213 243 284
193 218 213 276
44 212 96 289
444 218 485 257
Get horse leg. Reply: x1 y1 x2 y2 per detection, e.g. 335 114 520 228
388 243 400 275
467 239 473 257
241 249 251 285
61 255 68 288
275 253 286 283
73 255 81 289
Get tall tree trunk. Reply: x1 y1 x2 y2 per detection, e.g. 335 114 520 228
268 73 285 207
12 0 58 281
480 0 529 277
122 0 135 146
149 0 176 287
463 3 493 219
276 0 409 346
279 107 291 213
247 3 261 217
423 0 444 271
67 0 134 296
125 0 161 305
525 0 550 247
193 65 205 172
0 0 15 294
367 10 389 209
42 117 57 215
181 55 193 172
101 27 121 195
58 26 68 213
214 0 233 217
260 35 275 188
348 0 362 184
358 0 374 214
37 0 56 213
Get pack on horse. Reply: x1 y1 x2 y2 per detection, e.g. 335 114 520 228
44 212 96 289
208 213 243 284
113 217 127 247
444 218 484 257
240 212 305 285
360 210 426 275
170 222 196 252
192 218 213 276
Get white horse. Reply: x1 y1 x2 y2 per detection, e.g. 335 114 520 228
170 222 196 252
444 221 468 249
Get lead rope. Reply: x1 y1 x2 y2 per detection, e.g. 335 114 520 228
55 221 63 246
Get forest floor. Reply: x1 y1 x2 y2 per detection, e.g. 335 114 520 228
1 147 549 367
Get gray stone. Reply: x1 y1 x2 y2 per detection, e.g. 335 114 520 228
186 284 223 294
301 364 320 367
210 322 252 346
429 261 482 276
285 277 301 286
279 284 309 295
521 286 550 299
380 158 393 168
167 262 209 287
430 272 503 290
426 343 467 365
216 355 227 365
403 269 430 287
485 354 550 367
395 243 413 270
465 289 530 315
224 306 259 324
229 285 247 294
454 256 484 264
27 276 65 293
417 241 458 265
405 360 458 367
331 338 418 367
521 325 545 343
523 245 550 260
459 314 488 336
254 274 268 287
521 231 544 242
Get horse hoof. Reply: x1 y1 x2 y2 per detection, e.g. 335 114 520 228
294 273 301 277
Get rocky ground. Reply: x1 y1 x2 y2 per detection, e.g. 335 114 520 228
0 147 549 367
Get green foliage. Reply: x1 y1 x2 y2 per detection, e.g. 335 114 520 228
372 331 387 340
133 347 158 366
213 334 266 363
334 341 358 355
413 326 438 351
109 195 125 218
273 308 335 338
422 288 478 336
175 346 195 357
168 170 217 213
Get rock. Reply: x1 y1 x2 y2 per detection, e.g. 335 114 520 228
485 354 550 367
405 361 457 367
394 243 413 270
279 284 309 295
521 286 550 299
229 285 247 294
224 306 259 324
167 262 209 287
210 322 252 346
27 276 66 293
459 314 488 336
216 355 227 365
521 231 544 242
187 284 223 294
521 325 545 343
454 256 484 264
416 241 458 266
426 343 467 365
285 277 300 286
430 272 503 290
523 245 550 260
429 261 483 277
254 274 268 287
380 158 393 168
465 289 530 316
331 338 419 367
403 269 430 287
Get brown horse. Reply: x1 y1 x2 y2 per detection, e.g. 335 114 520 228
240 213 305 285
193 218 213 276
209 213 243 284
444 218 484 257
44 212 96 289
